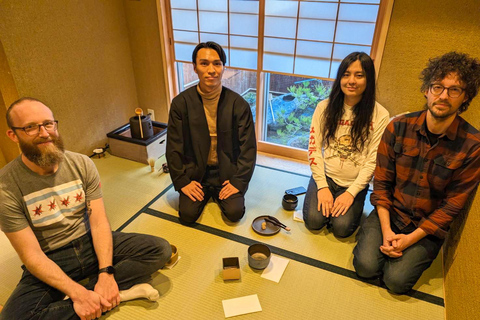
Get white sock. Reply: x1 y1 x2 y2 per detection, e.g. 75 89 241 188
119 283 159 302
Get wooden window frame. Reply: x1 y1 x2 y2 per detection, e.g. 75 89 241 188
158 0 395 162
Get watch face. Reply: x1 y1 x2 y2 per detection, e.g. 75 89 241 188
106 266 115 274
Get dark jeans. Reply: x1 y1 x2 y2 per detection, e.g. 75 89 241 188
303 176 369 238
1 231 171 320
353 209 443 294
178 166 245 223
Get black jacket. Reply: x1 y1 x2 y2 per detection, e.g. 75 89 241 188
166 86 256 193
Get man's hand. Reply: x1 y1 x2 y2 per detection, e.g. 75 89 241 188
331 191 354 217
181 181 204 201
379 228 402 258
387 234 415 253
219 180 239 200
317 188 334 217
94 273 120 313
72 287 111 320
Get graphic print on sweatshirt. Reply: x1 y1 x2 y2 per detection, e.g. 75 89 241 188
24 180 85 227
325 134 361 167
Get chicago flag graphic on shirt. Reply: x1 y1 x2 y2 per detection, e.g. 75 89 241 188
24 180 85 227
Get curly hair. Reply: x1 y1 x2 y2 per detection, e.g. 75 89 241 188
420 52 480 113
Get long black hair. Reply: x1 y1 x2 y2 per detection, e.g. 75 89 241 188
322 52 376 151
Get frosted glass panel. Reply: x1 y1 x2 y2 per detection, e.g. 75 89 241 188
298 19 336 42
171 0 196 10
231 35 257 49
263 53 294 73
198 0 227 11
199 33 228 47
295 57 330 78
199 11 228 33
300 2 338 20
296 41 332 59
230 0 259 14
335 21 375 45
264 37 295 55
175 42 197 62
265 0 298 17
173 30 198 43
172 9 198 31
231 13 258 36
231 49 257 69
330 61 341 78
332 44 371 60
339 4 379 22
264 17 297 38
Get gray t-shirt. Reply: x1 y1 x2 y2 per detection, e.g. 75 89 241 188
0 151 103 252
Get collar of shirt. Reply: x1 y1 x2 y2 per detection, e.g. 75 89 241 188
415 110 459 141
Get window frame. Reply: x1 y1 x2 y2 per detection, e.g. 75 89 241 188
159 0 395 162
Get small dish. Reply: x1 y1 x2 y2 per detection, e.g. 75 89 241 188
252 215 281 235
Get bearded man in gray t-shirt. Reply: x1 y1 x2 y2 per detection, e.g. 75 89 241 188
0 98 172 320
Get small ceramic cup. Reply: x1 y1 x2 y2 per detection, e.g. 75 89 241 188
248 243 271 270
282 194 298 210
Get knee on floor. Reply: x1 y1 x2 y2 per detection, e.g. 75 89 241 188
331 224 356 238
383 271 414 294
223 207 245 222
353 255 381 279
304 215 326 230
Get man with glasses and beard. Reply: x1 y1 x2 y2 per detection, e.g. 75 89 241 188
353 52 480 294
0 98 172 320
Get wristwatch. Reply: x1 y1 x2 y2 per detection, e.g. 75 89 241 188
98 265 115 275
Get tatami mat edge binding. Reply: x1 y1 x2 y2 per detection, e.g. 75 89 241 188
114 165 444 307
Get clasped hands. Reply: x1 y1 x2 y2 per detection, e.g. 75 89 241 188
181 180 239 201
380 230 414 258
73 274 120 320
317 188 354 217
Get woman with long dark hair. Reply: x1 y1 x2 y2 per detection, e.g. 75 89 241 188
303 52 390 238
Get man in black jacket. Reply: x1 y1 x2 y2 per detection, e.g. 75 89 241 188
166 42 256 224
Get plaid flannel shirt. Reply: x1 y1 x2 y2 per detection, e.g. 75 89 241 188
371 110 480 239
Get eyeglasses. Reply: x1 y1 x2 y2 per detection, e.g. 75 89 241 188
429 84 465 98
11 120 58 136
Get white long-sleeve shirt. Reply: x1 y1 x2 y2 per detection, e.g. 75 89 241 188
308 99 390 197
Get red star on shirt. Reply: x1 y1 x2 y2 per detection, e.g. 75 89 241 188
61 196 70 207
74 192 83 202
33 205 43 216
48 200 56 211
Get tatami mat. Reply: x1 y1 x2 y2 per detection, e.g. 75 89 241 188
102 214 444 320
91 153 173 230
149 165 443 299
0 154 444 319
0 232 22 306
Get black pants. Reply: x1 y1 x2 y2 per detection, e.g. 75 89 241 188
178 166 245 223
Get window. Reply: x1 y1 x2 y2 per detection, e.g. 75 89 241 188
162 0 393 161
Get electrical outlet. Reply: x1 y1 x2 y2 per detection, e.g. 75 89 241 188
147 109 155 121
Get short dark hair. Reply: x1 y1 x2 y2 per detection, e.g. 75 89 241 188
191 41 227 65
420 52 480 113
6 97 46 128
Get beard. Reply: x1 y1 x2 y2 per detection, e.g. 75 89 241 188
425 101 458 120
19 134 65 167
